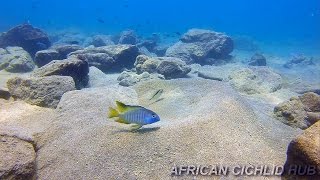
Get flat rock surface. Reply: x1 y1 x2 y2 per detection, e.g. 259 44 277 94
32 79 300 179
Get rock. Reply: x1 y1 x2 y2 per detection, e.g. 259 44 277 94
134 55 160 74
34 49 60 67
153 45 168 56
0 135 36 180
248 53 266 66
87 66 119 87
53 44 83 58
0 88 10 100
229 67 282 94
284 54 314 68
283 121 320 179
89 35 115 47
138 46 157 57
50 30 86 46
134 55 191 79
117 71 164 87
156 58 191 79
198 71 223 81
0 46 35 72
166 29 233 64
299 92 320 112
274 92 320 129
137 40 157 52
33 58 89 89
274 97 309 129
0 24 51 56
118 30 138 45
7 76 76 108
69 45 140 72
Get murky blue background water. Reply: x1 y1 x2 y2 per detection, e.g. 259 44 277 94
0 0 319 51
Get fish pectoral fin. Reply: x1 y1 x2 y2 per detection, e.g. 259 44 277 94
130 124 143 131
115 118 130 124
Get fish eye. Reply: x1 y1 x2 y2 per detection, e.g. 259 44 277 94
152 114 156 118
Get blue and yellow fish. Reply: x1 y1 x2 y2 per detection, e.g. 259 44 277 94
108 101 160 130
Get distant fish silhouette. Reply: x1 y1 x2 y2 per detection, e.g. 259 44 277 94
149 89 164 101
97 18 105 24
175 32 181 36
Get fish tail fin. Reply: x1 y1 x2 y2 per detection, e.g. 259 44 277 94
108 107 119 118
116 101 127 112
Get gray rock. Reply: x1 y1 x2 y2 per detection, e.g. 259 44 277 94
34 49 60 67
138 46 157 57
88 66 119 87
33 58 89 89
89 35 115 47
134 55 191 79
248 53 266 66
153 45 168 56
229 67 282 94
7 76 76 108
284 54 314 68
0 135 36 180
0 24 51 56
166 29 233 64
54 44 83 58
0 47 35 72
118 30 138 45
156 58 191 79
117 71 163 87
69 45 140 72
134 55 160 74
0 88 10 100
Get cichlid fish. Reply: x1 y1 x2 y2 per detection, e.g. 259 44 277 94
149 89 164 101
108 101 160 130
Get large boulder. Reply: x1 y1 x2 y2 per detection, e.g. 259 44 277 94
283 121 320 178
0 47 35 72
166 29 233 64
134 55 191 79
0 135 36 180
284 54 314 68
118 30 138 45
0 24 51 56
33 58 89 89
7 76 76 108
69 45 140 72
274 92 320 129
87 66 119 87
34 45 83 67
229 67 282 94
88 35 115 47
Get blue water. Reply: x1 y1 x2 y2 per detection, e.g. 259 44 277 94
0 0 319 51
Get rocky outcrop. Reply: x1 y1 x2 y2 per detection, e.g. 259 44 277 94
283 121 320 178
117 71 164 87
284 54 314 68
0 47 35 72
7 76 76 108
0 24 51 56
118 30 138 45
249 53 266 66
0 88 10 100
229 67 282 94
166 29 233 64
274 92 320 129
134 55 191 79
0 135 36 180
34 45 83 67
88 35 115 47
69 45 140 72
33 58 89 89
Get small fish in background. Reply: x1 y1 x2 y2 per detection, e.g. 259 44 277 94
97 18 105 24
149 89 164 101
175 32 181 36
108 101 160 131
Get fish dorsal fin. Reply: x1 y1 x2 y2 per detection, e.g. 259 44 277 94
116 101 136 113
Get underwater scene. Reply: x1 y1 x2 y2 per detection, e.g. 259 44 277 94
0 0 319 179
